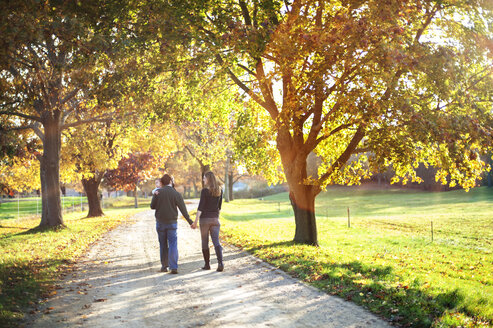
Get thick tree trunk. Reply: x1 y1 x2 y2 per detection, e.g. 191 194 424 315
82 175 104 217
134 186 138 208
277 127 318 245
38 116 64 228
289 189 318 245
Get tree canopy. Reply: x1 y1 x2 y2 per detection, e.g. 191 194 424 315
1 0 492 245
153 0 493 244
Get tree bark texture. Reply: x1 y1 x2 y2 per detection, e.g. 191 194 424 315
38 115 64 228
289 187 318 246
224 157 230 202
277 127 318 245
200 164 210 188
82 175 104 217
228 173 234 201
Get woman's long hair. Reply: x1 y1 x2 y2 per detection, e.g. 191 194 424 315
204 171 221 197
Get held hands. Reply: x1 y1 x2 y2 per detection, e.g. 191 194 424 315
191 222 197 229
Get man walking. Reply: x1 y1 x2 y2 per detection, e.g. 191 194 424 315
151 174 193 274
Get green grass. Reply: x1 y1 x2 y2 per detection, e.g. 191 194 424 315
220 186 493 327
0 201 148 327
0 196 152 220
0 197 81 220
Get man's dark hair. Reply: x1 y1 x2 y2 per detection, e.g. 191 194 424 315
160 174 173 186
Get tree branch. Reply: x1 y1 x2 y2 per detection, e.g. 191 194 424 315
184 145 205 168
354 147 369 154
316 124 366 193
0 100 22 108
255 58 279 119
214 54 271 112
414 3 441 44
61 89 79 105
237 64 257 77
0 110 41 122
312 122 355 149
238 0 252 26
304 101 344 149
3 122 44 141
4 124 35 132
32 122 44 141
61 114 115 130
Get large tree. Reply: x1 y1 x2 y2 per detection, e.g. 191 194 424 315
0 0 145 227
62 120 127 217
158 0 493 245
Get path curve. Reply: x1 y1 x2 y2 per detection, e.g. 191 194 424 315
25 203 392 328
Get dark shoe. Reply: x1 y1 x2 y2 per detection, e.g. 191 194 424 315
170 269 178 274
214 245 224 272
160 266 168 272
202 248 211 270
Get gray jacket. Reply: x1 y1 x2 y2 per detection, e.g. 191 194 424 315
150 186 193 225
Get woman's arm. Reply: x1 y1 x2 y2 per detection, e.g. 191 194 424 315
191 210 201 229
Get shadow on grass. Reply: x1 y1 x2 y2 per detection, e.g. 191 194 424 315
0 258 72 328
13 225 67 236
244 240 466 328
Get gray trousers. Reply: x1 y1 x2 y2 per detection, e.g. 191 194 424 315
200 217 221 250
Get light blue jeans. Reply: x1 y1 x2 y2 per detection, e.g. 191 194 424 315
156 222 178 270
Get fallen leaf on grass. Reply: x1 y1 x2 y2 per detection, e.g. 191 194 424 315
94 298 107 302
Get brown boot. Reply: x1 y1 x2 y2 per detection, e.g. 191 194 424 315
215 246 224 272
202 248 211 270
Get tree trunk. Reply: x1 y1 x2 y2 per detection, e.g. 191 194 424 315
193 182 198 197
200 164 210 188
289 189 318 245
134 186 138 208
277 128 318 245
38 116 64 228
224 156 230 202
82 175 104 217
228 173 234 201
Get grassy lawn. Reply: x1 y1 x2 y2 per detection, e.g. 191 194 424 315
220 186 493 328
0 196 152 220
0 197 150 327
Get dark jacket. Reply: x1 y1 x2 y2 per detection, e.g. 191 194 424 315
198 188 223 219
150 186 193 225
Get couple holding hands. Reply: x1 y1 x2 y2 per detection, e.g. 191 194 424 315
150 172 223 274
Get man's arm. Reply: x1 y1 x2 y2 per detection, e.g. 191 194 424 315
150 193 158 209
176 193 193 225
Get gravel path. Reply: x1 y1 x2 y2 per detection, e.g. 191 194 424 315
24 204 392 328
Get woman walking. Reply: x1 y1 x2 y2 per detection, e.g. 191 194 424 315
191 171 224 271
